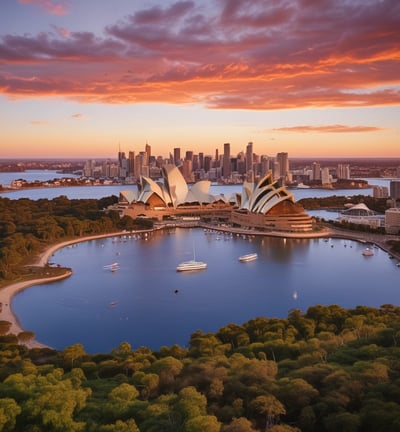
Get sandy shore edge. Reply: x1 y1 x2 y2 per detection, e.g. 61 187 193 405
0 231 126 349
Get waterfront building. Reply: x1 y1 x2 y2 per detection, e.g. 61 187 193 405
312 162 321 181
390 180 400 201
339 203 385 229
321 167 331 186
83 159 96 177
373 185 389 198
385 208 400 234
117 165 313 232
337 163 350 179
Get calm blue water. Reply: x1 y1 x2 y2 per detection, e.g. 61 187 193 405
13 228 400 354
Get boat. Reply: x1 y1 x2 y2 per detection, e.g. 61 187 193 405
362 248 374 256
239 253 258 262
103 262 120 271
177 243 207 272
176 260 207 272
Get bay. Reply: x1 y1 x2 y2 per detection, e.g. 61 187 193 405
13 228 400 354
3 171 397 353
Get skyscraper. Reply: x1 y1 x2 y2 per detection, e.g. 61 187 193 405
223 142 231 179
246 142 253 174
312 162 321 181
276 152 289 183
173 148 181 166
337 163 350 179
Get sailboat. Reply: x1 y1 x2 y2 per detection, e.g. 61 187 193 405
176 243 207 272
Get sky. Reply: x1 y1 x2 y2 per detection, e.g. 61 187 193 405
0 0 399 159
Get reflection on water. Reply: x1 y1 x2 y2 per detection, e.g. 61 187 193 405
13 228 400 354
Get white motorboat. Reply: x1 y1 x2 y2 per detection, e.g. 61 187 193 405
103 262 120 271
176 260 207 272
239 253 258 262
362 248 374 256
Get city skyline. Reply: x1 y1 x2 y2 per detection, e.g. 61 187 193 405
1 0 399 159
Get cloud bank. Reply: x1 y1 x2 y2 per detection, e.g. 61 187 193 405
1 0 399 110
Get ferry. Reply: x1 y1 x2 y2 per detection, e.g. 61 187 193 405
176 260 207 272
239 253 258 262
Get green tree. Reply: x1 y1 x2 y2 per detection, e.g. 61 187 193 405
17 331 35 344
0 321 11 336
106 383 139 419
185 415 221 432
250 395 286 431
63 344 87 368
0 398 21 432
221 417 257 432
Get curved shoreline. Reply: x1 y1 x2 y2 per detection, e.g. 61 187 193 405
1 225 398 350
0 231 129 349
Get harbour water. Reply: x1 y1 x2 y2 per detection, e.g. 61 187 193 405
12 228 400 354
2 171 398 353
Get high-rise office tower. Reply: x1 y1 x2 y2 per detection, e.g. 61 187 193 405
276 152 289 182
223 142 231 179
198 152 204 170
321 167 331 185
128 151 135 178
204 155 212 173
260 155 270 177
185 150 193 161
145 142 151 164
246 142 253 174
118 151 127 178
390 180 400 201
312 162 321 181
173 148 181 165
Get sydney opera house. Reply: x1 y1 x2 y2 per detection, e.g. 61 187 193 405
117 165 314 232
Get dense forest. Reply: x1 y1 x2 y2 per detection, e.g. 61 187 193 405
1 304 400 431
0 195 153 282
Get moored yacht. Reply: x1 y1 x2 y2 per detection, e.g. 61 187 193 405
239 253 258 262
176 260 207 272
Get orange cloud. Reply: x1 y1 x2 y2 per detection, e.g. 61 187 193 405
1 0 399 110
18 0 69 15
272 125 386 133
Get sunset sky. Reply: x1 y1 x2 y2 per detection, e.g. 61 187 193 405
1 0 399 159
